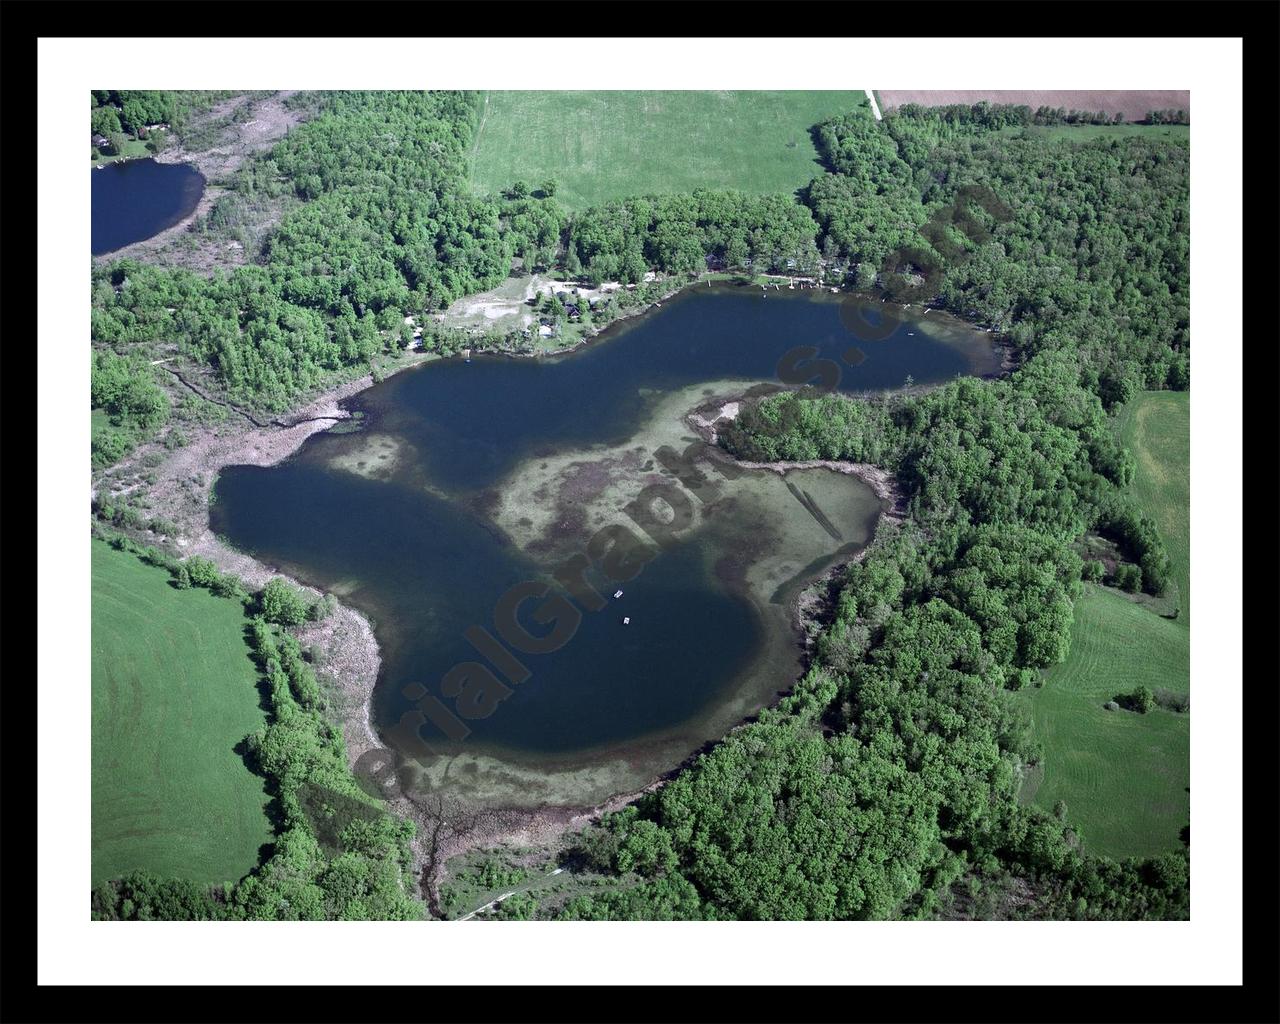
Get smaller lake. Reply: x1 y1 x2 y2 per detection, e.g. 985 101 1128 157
91 158 205 255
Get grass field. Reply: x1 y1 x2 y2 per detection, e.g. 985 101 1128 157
92 540 273 886
91 407 110 444
1023 391 1190 860
1114 391 1191 624
1024 586 1189 859
468 91 871 211
91 139 152 165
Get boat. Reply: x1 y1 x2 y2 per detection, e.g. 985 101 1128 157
613 590 623 599
622 617 631 625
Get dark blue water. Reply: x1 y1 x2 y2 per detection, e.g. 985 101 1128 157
363 285 989 491
92 158 205 255
215 460 758 753
211 286 996 763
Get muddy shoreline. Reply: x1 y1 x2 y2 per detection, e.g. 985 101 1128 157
93 278 968 909
91 281 723 905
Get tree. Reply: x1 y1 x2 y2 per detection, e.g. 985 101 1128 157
308 593 338 622
1112 563 1142 592
538 178 558 198
260 578 310 626
1131 684 1156 714
185 556 221 588
507 179 529 200
92 105 122 138
120 98 149 135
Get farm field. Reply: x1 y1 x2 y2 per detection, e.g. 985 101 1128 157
468 90 871 211
1023 390 1190 860
1024 586 1189 859
877 90 1189 123
1114 391 1191 624
91 540 273 886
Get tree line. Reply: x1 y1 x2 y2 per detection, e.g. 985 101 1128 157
90 92 1190 920
551 352 1187 921
92 91 565 413
90 532 425 921
91 90 241 157
805 105 1189 395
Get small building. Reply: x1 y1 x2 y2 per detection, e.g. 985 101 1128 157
91 133 110 148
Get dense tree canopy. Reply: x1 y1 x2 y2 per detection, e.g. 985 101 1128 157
806 110 1189 393
560 352 1186 920
92 92 542 412
90 92 1190 921
567 190 821 284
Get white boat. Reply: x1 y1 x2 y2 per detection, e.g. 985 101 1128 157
613 590 623 599
622 617 631 625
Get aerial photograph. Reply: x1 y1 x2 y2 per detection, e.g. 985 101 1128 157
87 85 1192 924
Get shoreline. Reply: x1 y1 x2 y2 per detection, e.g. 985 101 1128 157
91 90 305 272
93 276 984 907
685 391 909 520
458 272 698 363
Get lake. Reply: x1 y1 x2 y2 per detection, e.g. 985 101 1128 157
211 284 1000 806
91 158 205 255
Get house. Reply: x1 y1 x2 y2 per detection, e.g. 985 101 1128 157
564 303 582 319
92 134 109 148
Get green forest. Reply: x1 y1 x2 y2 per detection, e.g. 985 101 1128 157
91 93 1190 920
